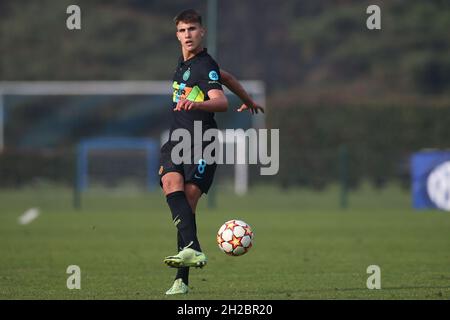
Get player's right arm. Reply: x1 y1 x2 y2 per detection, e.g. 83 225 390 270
175 59 228 113
220 69 264 114
174 89 228 112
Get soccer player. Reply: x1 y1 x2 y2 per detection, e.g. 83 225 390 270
160 9 263 295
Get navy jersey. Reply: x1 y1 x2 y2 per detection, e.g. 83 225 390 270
170 48 223 134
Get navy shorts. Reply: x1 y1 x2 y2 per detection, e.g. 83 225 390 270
158 141 217 194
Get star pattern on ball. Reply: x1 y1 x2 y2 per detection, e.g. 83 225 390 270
230 235 242 249
244 226 252 236
225 220 237 230
216 234 224 244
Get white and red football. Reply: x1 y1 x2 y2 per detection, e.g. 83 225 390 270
216 219 254 256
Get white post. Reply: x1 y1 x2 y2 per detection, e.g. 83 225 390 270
234 132 248 196
235 163 248 196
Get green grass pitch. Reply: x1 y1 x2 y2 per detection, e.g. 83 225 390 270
0 184 449 299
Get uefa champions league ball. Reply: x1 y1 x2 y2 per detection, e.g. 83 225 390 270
216 220 254 256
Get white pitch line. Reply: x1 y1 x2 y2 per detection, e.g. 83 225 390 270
18 208 40 225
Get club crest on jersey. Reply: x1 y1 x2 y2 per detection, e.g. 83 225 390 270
182 68 191 81
208 70 219 81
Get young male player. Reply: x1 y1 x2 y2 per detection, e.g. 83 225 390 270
160 9 263 295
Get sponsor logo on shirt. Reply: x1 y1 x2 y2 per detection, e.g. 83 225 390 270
208 70 219 81
182 68 191 81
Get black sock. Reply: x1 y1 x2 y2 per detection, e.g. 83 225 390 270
193 215 198 235
176 231 189 285
166 191 201 252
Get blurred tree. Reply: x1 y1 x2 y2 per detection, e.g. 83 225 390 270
289 0 450 95
1 0 449 96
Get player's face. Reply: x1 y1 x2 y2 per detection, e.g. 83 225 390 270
176 22 205 53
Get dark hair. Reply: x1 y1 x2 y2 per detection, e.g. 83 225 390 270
174 9 202 26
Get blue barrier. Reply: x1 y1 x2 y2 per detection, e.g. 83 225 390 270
411 150 450 211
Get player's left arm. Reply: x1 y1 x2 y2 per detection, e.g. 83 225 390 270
174 89 228 112
220 69 264 114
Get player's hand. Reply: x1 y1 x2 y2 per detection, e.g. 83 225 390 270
174 99 197 111
237 101 264 115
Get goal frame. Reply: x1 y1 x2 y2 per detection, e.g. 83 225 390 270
0 80 266 198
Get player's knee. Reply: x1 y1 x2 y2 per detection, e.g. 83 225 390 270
162 174 184 195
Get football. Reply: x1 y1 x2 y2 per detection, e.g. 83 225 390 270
216 219 254 256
